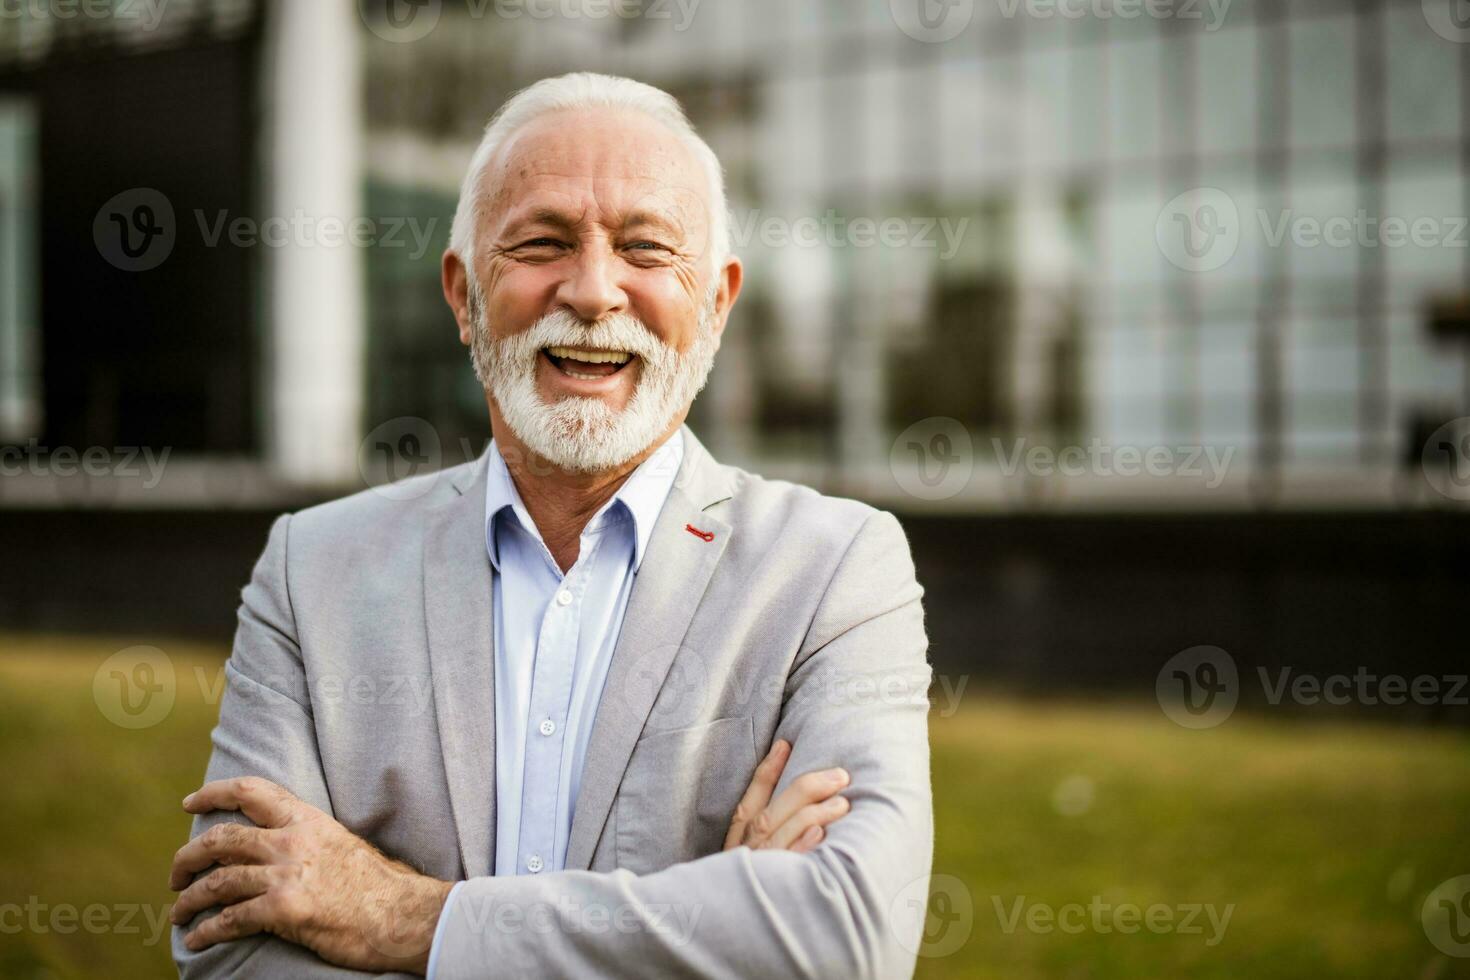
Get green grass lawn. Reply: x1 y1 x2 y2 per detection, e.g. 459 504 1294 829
2 634 1468 979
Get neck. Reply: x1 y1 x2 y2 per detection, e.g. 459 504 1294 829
487 404 685 573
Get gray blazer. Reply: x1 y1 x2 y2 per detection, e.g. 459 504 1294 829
173 427 933 979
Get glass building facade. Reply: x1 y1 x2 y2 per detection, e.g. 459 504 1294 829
359 0 1470 508
1 0 1465 508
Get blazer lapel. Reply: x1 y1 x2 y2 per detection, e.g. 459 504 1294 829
564 428 736 870
422 456 497 878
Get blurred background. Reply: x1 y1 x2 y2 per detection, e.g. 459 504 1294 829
1 0 1468 977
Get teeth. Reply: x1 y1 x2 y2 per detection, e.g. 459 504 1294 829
546 346 631 365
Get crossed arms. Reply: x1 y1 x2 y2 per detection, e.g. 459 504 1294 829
170 510 933 978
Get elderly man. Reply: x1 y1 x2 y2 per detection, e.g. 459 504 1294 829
169 73 933 979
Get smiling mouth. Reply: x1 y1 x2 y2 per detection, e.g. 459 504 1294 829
542 346 635 381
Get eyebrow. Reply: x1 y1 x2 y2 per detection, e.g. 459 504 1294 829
505 207 579 234
622 208 685 235
501 204 687 240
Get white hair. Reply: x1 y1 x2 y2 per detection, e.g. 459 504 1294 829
449 72 730 271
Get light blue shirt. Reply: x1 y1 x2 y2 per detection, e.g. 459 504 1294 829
427 430 684 977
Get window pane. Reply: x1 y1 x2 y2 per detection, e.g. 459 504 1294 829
1289 14 1356 150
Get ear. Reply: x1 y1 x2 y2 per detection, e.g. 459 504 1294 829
707 255 744 342
442 250 474 346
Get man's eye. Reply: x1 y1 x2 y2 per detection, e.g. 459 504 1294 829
627 241 670 252
516 238 565 249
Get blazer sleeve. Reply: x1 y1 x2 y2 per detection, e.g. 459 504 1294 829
171 514 413 979
431 509 934 979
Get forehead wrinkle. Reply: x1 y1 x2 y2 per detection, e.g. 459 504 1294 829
498 112 700 179
496 179 699 243
494 169 697 213
479 108 709 231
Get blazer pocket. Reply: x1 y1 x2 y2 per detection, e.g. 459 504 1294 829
614 716 757 875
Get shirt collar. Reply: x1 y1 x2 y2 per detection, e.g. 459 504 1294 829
483 428 685 573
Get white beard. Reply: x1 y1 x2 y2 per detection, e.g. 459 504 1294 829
468 280 720 473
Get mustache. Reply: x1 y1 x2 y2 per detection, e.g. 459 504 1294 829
494 309 674 365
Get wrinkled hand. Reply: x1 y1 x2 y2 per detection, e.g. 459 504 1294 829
169 777 451 976
723 739 851 853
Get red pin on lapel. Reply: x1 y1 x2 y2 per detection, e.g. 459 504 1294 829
685 523 715 542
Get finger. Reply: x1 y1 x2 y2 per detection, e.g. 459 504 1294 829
723 739 790 850
171 865 276 926
750 767 849 845
170 823 280 891
762 795 850 851
183 776 306 829
183 895 273 952
789 825 825 854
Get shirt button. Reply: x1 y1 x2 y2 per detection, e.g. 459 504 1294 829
539 718 556 737
555 589 573 606
526 855 544 873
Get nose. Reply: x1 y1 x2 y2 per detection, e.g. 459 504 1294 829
554 243 628 323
